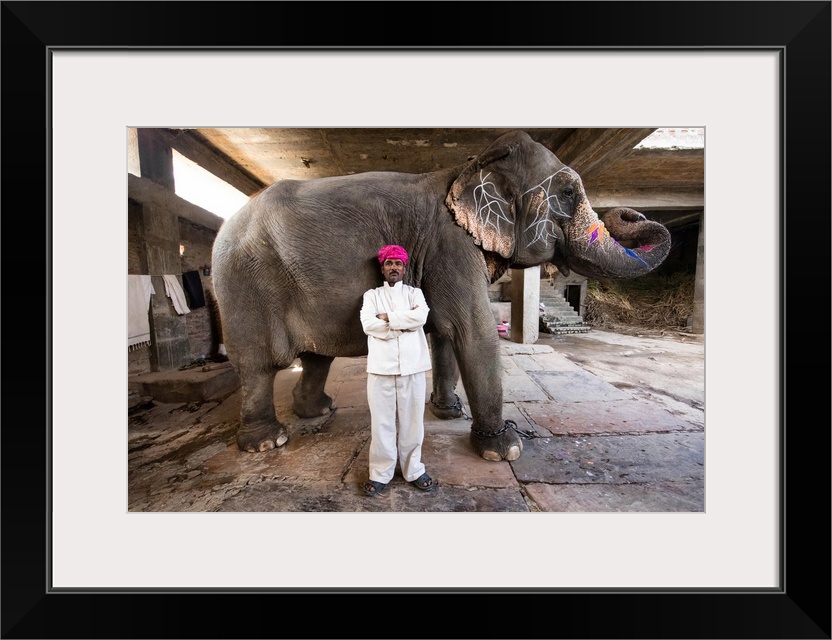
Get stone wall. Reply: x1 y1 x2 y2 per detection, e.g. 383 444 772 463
127 202 221 374
178 218 218 360
127 201 151 375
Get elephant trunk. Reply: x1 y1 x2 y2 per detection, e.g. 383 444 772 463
561 202 671 279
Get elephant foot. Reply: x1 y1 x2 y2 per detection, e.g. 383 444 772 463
428 392 464 420
293 393 336 419
237 422 289 453
470 420 524 461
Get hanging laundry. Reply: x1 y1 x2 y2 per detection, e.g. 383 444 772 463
181 270 205 309
128 275 155 350
162 274 191 315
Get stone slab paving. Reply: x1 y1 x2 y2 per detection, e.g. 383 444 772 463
129 398 222 440
423 410 472 435
509 433 704 485
502 402 543 436
203 388 244 423
328 357 367 378
244 430 366 483
504 352 581 373
502 368 550 402
272 367 301 406
524 480 704 512
308 405 371 436
216 481 530 512
128 400 236 475
528 350 585 372
128 340 704 513
420 433 520 489
527 369 633 403
342 431 518 490
330 377 371 409
522 397 700 435
499 342 555 356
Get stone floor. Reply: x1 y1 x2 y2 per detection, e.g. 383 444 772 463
127 329 705 512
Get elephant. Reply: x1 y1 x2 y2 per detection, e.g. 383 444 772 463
211 130 671 461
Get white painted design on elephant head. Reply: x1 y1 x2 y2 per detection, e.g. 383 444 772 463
521 168 577 246
472 170 514 238
446 130 671 275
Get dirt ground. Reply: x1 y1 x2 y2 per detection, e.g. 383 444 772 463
536 325 704 428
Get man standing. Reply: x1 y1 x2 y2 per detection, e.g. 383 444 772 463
360 244 436 496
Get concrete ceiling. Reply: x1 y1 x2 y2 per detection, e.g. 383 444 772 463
161 127 704 229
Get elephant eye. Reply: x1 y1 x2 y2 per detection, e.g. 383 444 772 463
562 188 574 199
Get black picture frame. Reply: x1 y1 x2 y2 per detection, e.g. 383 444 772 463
2 2 829 638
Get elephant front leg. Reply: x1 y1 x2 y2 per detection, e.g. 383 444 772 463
456 338 523 462
237 368 288 452
292 353 336 418
471 419 523 462
427 333 464 419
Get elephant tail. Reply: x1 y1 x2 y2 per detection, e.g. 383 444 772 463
205 288 226 357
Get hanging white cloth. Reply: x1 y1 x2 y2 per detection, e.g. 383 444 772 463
128 275 155 350
162 274 191 315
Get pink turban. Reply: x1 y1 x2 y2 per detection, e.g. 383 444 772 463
377 244 408 265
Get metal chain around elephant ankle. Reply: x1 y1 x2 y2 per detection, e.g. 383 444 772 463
430 392 471 421
471 420 536 439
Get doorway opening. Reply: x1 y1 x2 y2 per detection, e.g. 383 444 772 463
565 284 581 313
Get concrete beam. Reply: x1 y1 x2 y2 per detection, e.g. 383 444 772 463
158 129 266 196
128 173 225 232
554 128 657 178
587 187 704 212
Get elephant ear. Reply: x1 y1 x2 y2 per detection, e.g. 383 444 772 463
446 142 517 258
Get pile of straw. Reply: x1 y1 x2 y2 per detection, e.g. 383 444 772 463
584 272 695 330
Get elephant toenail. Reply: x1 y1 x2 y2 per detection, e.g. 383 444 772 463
276 434 288 447
506 446 521 461
259 440 276 452
482 450 502 461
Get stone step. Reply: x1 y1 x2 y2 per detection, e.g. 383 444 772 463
540 305 579 317
541 303 580 312
544 319 586 327
540 322 591 333
538 285 590 335
128 360 241 403
544 325 592 335
541 313 590 333
542 311 583 321
540 296 577 307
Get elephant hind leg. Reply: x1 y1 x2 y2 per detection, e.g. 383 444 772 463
292 353 336 418
427 333 464 420
236 367 288 452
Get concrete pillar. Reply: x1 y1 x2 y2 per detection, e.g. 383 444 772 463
137 128 175 190
690 214 705 334
134 130 193 371
510 266 540 344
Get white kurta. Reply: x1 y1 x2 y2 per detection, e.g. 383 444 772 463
360 281 431 483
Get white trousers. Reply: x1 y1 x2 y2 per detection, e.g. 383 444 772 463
367 372 427 484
